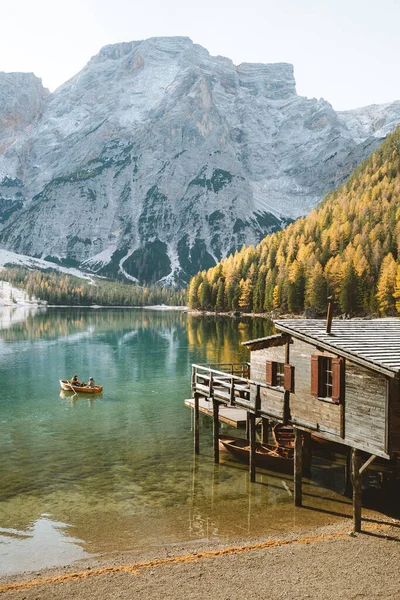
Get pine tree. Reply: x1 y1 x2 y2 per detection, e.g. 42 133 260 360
305 263 327 314
216 278 226 312
376 253 397 315
198 278 212 310
339 262 360 315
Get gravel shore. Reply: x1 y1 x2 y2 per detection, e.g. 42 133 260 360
1 518 399 599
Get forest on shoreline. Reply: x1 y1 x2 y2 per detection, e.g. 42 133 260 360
1 268 186 307
187 127 400 318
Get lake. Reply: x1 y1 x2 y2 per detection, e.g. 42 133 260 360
0 307 367 575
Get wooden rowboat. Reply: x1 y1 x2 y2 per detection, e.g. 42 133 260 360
272 423 295 449
219 436 294 473
60 380 103 394
219 434 239 452
273 423 346 455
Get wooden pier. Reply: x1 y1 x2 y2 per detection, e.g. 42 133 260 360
185 398 248 427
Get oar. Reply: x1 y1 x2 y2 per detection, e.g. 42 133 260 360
66 381 79 398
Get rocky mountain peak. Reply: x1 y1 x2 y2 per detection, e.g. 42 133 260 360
0 37 399 285
0 72 49 151
237 62 296 99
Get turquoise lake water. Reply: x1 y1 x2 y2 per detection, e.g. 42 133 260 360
0 307 367 575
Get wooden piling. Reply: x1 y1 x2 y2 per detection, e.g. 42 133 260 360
194 392 200 455
344 448 352 495
213 397 219 464
249 413 256 483
302 431 311 477
352 448 362 532
294 428 303 507
261 417 269 444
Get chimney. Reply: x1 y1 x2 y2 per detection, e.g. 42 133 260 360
326 296 333 334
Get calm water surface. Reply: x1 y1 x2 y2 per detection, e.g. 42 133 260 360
0 307 365 575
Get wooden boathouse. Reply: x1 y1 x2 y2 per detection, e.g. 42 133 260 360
190 318 400 532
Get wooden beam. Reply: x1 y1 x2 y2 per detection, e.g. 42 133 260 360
213 397 219 464
283 390 290 425
302 431 312 477
285 340 290 364
294 428 303 506
359 454 377 474
249 413 256 483
261 417 269 444
194 393 200 455
352 448 362 533
283 341 291 425
344 449 352 496
242 333 292 351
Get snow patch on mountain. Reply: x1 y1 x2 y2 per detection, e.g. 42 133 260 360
0 249 95 281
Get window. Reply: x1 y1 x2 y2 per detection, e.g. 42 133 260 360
266 360 283 387
266 361 295 392
320 357 332 399
311 355 344 404
276 362 285 388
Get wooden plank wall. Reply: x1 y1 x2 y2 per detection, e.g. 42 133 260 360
344 361 387 455
289 339 341 436
250 347 285 419
389 378 400 454
250 338 390 458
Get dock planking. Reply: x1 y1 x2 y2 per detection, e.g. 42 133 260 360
185 398 248 428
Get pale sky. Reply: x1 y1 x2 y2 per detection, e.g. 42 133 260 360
1 0 399 110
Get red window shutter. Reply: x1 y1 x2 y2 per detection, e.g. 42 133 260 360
266 361 277 386
284 364 295 393
332 357 344 404
311 355 320 397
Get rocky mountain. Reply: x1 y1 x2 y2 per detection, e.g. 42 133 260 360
0 37 399 284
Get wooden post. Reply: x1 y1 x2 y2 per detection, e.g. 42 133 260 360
194 392 200 455
283 341 291 424
261 417 269 444
285 341 290 364
344 448 352 496
302 431 312 477
326 297 333 334
352 448 362 533
249 412 256 483
245 412 250 440
213 397 219 464
294 428 303 506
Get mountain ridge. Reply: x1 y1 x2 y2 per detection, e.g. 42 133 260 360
0 37 400 284
187 125 400 316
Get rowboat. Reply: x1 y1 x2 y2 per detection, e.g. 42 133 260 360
219 436 294 473
273 423 346 455
219 434 239 452
59 380 103 394
272 423 295 448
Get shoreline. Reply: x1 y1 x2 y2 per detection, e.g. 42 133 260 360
1 519 399 599
0 304 188 310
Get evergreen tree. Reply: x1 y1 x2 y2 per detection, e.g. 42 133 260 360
198 278 212 310
216 278 226 312
376 253 397 315
305 263 327 314
339 262 360 315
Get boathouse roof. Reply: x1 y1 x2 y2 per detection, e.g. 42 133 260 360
274 319 400 377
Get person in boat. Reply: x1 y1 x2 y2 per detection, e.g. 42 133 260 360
70 374 80 386
87 377 95 388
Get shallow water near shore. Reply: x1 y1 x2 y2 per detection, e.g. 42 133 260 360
0 307 390 576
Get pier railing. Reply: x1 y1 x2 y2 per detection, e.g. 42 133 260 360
191 363 270 410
